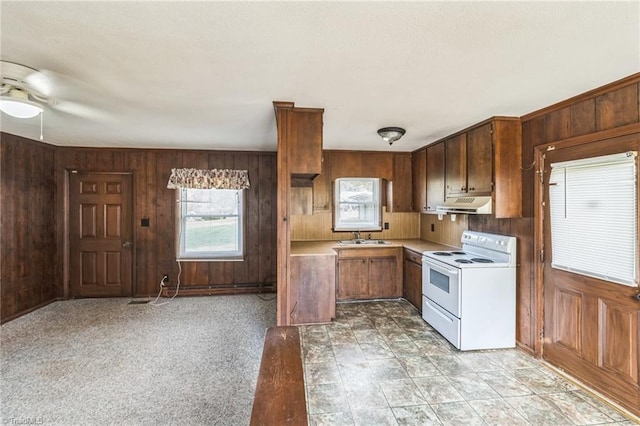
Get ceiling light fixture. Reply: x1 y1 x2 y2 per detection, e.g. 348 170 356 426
0 88 43 118
377 127 406 145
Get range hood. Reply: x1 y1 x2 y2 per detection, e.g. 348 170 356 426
436 196 492 215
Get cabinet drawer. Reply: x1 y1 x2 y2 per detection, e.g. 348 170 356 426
404 249 422 265
423 296 460 349
337 247 399 259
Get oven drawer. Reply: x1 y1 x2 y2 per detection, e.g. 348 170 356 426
423 296 460 349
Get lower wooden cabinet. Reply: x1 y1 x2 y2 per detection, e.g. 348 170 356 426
337 248 402 301
403 249 423 312
290 254 336 324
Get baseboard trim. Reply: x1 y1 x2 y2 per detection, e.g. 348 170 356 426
161 284 275 297
515 341 535 357
1 297 63 324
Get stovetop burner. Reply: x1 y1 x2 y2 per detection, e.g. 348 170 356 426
471 258 494 263
432 252 452 256
455 259 473 264
452 251 466 255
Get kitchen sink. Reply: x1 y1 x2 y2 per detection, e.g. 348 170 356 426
338 239 390 245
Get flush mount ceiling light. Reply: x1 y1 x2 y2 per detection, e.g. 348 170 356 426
0 87 44 118
377 127 406 145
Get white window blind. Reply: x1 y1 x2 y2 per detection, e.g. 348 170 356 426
549 151 638 287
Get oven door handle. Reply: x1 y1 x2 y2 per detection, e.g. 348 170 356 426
423 259 459 275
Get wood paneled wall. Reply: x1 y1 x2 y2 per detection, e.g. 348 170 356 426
469 73 640 353
1 133 57 322
420 214 468 247
291 210 420 241
55 147 277 297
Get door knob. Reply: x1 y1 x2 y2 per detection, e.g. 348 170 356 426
122 241 133 248
635 292 640 302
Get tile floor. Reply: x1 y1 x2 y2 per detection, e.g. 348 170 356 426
299 300 637 426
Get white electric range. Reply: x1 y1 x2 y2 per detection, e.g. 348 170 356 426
422 230 517 351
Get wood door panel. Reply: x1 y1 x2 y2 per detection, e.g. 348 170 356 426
600 299 638 381
80 204 97 237
542 133 640 416
105 252 122 285
104 204 122 238
553 288 582 353
81 252 98 284
70 172 133 298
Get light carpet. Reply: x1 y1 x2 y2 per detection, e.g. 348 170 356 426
1 295 276 425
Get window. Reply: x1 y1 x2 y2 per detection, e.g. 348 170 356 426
549 151 637 286
177 188 244 260
333 177 382 231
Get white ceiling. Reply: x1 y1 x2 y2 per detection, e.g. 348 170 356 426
1 1 638 152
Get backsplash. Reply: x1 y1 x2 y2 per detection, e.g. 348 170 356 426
420 214 468 247
291 210 420 241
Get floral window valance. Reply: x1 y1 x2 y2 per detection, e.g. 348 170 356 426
166 168 250 190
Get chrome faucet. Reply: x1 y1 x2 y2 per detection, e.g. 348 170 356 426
353 231 361 241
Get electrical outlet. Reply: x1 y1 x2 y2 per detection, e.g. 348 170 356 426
384 222 389 230
161 274 169 285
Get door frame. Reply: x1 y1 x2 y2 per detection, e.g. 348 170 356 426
63 169 136 298
533 122 640 356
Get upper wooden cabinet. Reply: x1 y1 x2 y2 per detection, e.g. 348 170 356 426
317 150 410 212
443 117 522 218
445 124 493 197
444 134 467 197
412 149 427 213
426 142 445 213
312 155 331 211
466 124 493 194
286 106 324 176
388 153 413 212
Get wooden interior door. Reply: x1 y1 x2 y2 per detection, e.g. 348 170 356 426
69 172 133 297
542 134 640 415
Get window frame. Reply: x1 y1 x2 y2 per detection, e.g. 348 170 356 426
333 177 383 232
176 188 246 261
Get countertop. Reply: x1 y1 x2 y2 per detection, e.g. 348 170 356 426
290 239 456 256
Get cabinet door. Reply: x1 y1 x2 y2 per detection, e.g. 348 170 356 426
411 149 427 212
289 109 323 175
312 155 331 211
366 152 394 180
445 133 467 197
466 123 493 194
403 259 422 313
290 255 336 324
426 142 445 212
337 258 369 300
329 151 362 179
389 153 413 212
368 257 398 298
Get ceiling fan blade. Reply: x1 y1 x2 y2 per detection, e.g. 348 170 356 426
24 70 52 96
50 99 113 122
